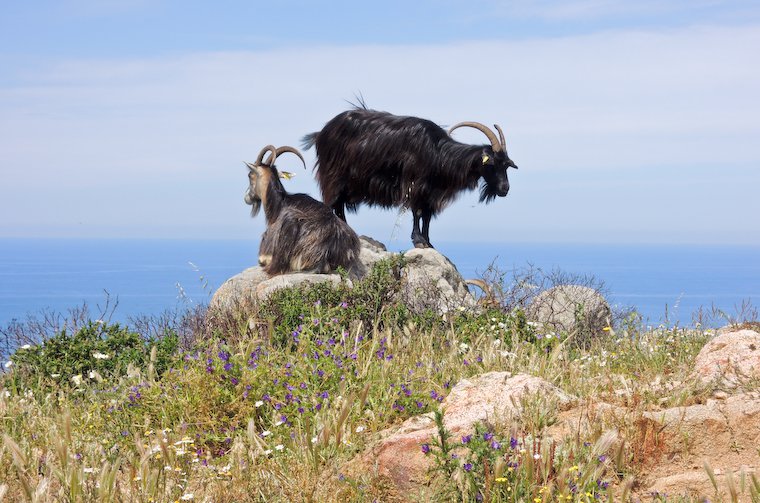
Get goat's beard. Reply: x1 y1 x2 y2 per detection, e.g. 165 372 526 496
479 182 500 203
249 198 262 217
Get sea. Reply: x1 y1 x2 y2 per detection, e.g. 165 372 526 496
0 238 758 331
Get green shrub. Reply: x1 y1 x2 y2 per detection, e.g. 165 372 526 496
7 320 177 391
258 256 408 346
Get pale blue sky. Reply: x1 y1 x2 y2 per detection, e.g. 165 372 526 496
1 1 759 245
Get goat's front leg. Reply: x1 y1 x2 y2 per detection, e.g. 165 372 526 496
332 197 347 222
258 232 273 267
258 254 272 267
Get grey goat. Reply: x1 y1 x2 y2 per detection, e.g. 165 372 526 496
244 145 361 276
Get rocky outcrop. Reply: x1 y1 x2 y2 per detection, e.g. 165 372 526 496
693 329 760 386
350 363 760 500
352 373 573 495
527 285 611 343
210 267 347 311
638 392 760 499
400 248 476 314
210 237 476 313
357 235 395 269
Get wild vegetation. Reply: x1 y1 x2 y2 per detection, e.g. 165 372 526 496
0 258 757 502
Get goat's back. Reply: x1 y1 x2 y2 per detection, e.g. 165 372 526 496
260 193 360 275
309 109 451 209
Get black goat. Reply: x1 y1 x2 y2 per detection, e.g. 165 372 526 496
302 107 518 248
244 145 361 276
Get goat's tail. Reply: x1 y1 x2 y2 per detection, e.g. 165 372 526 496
301 132 318 151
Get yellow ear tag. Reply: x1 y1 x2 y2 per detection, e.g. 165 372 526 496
279 171 295 180
482 155 490 164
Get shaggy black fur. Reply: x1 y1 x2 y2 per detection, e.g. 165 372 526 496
302 107 518 248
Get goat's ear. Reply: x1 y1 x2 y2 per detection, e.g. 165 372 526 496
245 161 257 171
481 151 494 166
279 171 295 180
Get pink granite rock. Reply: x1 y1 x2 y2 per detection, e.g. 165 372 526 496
693 329 760 385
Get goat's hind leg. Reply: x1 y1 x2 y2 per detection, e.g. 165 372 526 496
421 209 434 249
411 209 432 249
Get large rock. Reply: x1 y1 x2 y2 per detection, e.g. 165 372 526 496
637 393 760 499
527 285 611 343
352 373 573 496
401 248 476 314
358 235 395 270
693 329 760 386
209 236 385 309
351 365 760 500
537 392 760 501
210 267 347 310
210 237 476 313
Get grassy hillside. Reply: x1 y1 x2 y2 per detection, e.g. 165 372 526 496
1 258 757 502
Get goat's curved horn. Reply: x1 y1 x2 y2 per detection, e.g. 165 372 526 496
448 122 502 152
494 124 507 151
255 145 278 166
465 279 492 297
273 146 307 170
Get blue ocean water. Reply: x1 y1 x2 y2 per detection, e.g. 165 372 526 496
0 238 758 329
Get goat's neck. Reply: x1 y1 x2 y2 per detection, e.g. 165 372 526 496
262 177 287 225
440 142 483 187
